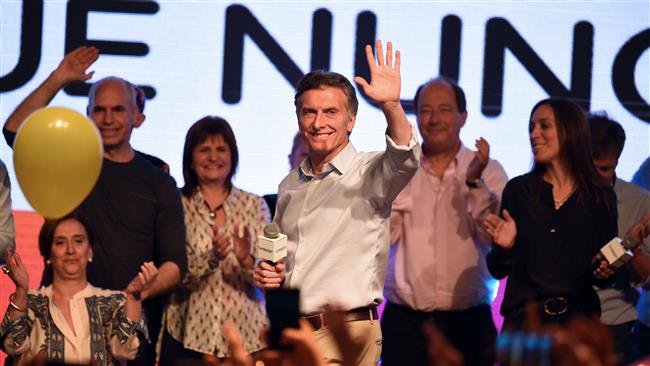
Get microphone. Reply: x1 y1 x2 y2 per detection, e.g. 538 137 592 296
600 236 637 269
257 223 287 264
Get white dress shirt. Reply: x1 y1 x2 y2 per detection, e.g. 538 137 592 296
275 129 420 314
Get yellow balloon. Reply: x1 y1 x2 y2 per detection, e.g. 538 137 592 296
13 106 103 219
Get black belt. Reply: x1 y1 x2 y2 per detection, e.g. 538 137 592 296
387 301 490 321
302 306 378 331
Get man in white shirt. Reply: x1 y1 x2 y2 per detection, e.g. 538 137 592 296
254 40 420 365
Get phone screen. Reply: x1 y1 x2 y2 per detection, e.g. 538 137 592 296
266 288 301 350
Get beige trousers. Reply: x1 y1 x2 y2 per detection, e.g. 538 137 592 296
312 319 382 366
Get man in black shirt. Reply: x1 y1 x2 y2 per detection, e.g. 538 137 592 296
3 46 186 365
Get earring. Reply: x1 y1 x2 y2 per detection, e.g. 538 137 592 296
89 257 93 263
46 259 51 265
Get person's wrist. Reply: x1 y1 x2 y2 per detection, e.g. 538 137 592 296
14 287 28 297
238 253 254 267
9 293 27 313
126 292 142 301
380 100 402 112
49 70 71 87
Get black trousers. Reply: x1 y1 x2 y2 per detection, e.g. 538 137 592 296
381 301 497 366
633 320 650 360
158 330 206 366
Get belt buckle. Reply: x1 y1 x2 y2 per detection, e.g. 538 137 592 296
304 313 325 331
543 297 568 315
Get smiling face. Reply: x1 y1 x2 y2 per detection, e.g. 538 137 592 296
192 134 232 186
88 79 143 154
416 80 466 155
297 87 356 169
529 104 561 165
49 219 93 281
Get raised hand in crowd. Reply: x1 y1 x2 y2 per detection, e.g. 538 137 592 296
483 210 517 249
203 321 254 366
422 321 464 366
51 46 99 85
353 39 400 106
322 307 365 365
205 319 325 366
4 46 99 133
353 39 411 145
496 301 617 366
3 249 29 320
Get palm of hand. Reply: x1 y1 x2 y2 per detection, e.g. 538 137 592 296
363 70 400 103
233 233 251 260
495 221 516 248
14 269 29 289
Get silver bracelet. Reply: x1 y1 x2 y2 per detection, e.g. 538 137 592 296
9 293 27 313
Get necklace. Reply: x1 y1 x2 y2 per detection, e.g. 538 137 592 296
553 190 574 208
206 202 224 219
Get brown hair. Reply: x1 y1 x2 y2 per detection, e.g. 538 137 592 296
181 116 239 197
529 98 610 207
38 212 95 261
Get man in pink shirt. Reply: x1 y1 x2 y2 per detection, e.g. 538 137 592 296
382 77 508 366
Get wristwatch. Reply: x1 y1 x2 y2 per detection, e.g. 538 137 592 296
466 177 484 189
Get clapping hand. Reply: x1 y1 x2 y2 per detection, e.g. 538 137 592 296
483 210 517 249
232 224 253 264
3 249 29 291
124 262 158 301
213 227 233 260
466 138 490 183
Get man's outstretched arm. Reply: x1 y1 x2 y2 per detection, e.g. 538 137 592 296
4 46 99 134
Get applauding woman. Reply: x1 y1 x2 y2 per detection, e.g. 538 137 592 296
0 214 154 366
484 98 617 328
159 117 270 364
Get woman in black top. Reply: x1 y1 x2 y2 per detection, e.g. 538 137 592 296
484 98 617 328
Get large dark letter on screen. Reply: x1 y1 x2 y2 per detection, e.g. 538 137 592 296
0 0 43 92
612 29 650 124
482 18 593 117
222 5 332 104
354 11 418 113
65 0 159 97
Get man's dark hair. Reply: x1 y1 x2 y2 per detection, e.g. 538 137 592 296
413 77 467 113
294 70 358 115
135 86 146 113
588 112 626 159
